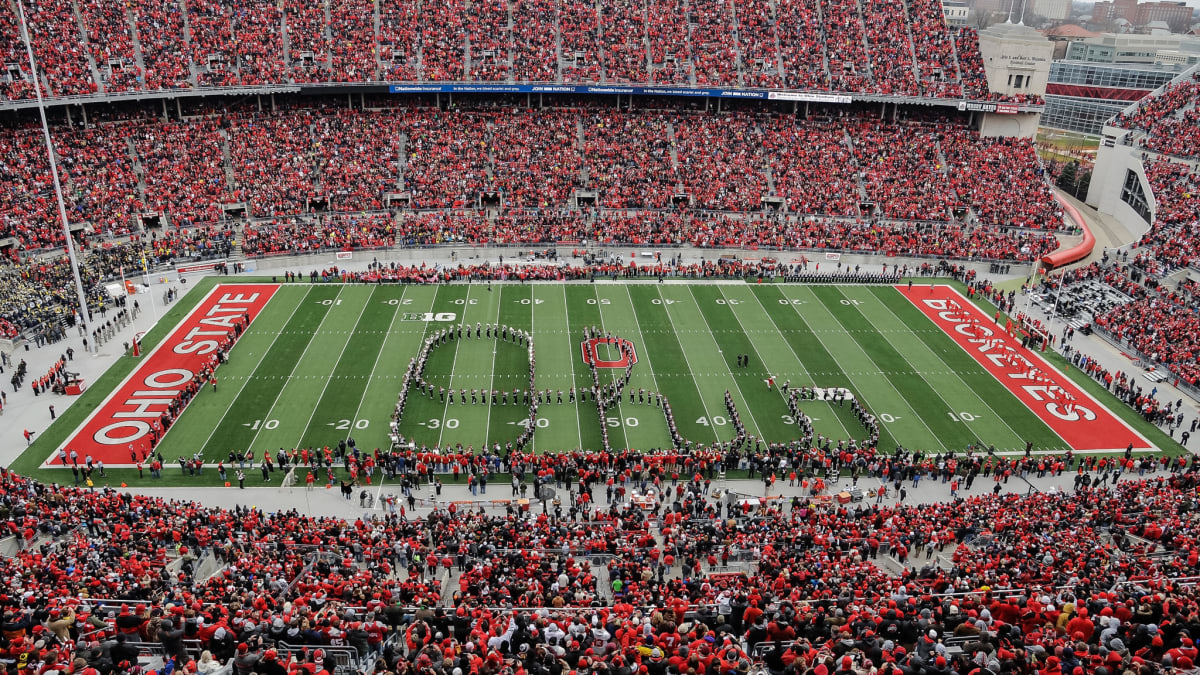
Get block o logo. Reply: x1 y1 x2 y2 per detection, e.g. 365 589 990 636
581 338 638 369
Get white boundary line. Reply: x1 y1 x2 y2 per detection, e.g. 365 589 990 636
852 285 1050 452
390 286 448 447
591 285 634 449
620 284 669 438
932 285 1155 452
527 285 538 454
561 285 585 450
480 285 505 449
687 285 769 440
653 286 723 444
182 285 313 459
835 285 1000 450
735 285 855 440
437 284 473 447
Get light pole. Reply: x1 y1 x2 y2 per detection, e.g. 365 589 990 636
16 0 94 345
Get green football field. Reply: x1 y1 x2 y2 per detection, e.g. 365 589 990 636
150 280 1073 462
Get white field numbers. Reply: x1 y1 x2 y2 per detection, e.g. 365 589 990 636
695 416 727 426
423 418 460 429
782 411 899 424
248 419 279 430
333 419 370 430
947 412 978 422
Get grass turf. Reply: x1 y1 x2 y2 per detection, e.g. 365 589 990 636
14 277 1185 489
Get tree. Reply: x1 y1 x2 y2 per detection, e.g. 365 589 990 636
1056 161 1078 191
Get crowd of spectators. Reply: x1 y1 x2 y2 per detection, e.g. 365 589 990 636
1112 72 1200 160
1132 159 1200 272
187 0 239 87
131 0 193 91
78 0 143 93
0 0 1015 102
0 228 232 339
20 0 98 97
1094 292 1200 388
908 0 961 98
1107 76 1200 272
0 103 1067 259
3 451 1200 675
850 121 957 222
941 131 1063 230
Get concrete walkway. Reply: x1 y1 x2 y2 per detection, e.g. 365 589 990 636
115 462 1102 523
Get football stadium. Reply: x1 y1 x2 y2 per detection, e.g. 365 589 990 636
1 3 1200 675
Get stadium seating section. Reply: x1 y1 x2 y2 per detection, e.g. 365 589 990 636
0 102 1063 259
1 462 1200 675
1113 72 1200 161
0 0 1021 103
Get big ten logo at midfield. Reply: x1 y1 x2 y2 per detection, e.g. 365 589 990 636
581 337 638 369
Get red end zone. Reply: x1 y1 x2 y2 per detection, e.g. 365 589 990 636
46 284 279 467
898 285 1152 452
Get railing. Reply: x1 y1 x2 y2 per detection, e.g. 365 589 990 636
0 78 1043 114
1089 324 1200 402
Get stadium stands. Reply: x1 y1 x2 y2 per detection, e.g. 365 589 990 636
1113 72 1200 160
1100 68 1200 275
1094 279 1200 388
1131 159 1200 272
0 103 1065 257
1 461 1200 675
0 0 1020 103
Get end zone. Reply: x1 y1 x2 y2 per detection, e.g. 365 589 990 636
898 285 1153 452
44 284 280 468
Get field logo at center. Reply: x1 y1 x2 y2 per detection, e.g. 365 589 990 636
581 337 638 368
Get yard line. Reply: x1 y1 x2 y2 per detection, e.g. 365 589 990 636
438 284 474 448
854 287 1039 450
656 286 721 444
481 285 506 450
185 286 313 456
391 288 450 445
290 286 378 451
339 286 409 444
783 286 949 452
621 284 668 414
590 285 631 451
245 286 348 454
736 286 853 440
685 285 768 439
527 285 542 453
830 285 988 449
561 285 585 451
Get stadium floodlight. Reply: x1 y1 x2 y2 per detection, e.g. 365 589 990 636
15 0 94 344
